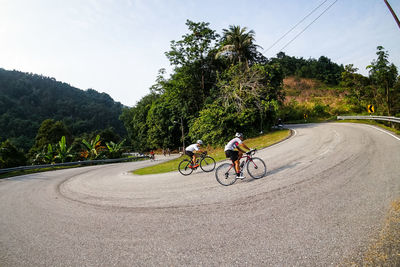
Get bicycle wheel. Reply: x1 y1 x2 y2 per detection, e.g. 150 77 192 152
215 163 237 186
200 156 216 172
178 159 193 176
246 157 267 179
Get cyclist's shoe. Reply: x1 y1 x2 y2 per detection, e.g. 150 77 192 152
236 173 245 179
192 164 199 168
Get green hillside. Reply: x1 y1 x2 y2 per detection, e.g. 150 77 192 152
279 76 352 122
0 68 126 151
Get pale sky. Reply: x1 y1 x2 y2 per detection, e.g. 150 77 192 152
1 0 399 107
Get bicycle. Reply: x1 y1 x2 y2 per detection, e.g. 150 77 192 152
149 153 155 161
178 152 216 176
215 149 267 186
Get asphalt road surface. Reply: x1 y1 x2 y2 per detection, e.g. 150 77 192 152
0 123 399 266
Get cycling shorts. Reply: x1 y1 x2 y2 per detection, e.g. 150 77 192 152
185 151 194 158
225 150 239 162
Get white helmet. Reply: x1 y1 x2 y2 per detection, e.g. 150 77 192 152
197 140 203 145
235 132 243 138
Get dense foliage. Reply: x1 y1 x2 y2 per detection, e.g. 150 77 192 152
340 46 400 117
269 52 344 85
0 69 126 151
121 20 346 151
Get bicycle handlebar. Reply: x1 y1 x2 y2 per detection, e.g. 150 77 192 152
246 149 257 156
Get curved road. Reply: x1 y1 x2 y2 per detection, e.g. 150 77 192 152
0 123 399 266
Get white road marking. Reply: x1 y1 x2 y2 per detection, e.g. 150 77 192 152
365 125 400 141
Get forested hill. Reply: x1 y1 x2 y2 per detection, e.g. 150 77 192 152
0 68 125 151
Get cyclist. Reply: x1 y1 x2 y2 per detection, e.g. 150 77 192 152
224 133 250 179
185 140 204 167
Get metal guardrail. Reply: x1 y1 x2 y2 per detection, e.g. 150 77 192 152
0 156 148 175
337 115 400 124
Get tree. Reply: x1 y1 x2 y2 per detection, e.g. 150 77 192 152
189 63 284 143
367 46 398 115
29 119 72 159
0 140 27 168
165 20 221 108
165 20 219 67
340 64 371 112
216 25 260 69
120 93 159 151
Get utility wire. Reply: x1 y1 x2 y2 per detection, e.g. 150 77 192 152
383 0 400 30
265 0 330 53
280 0 339 52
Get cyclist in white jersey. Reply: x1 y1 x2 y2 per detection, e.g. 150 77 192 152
185 140 204 166
224 133 250 179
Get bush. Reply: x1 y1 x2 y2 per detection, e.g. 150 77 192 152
0 140 27 168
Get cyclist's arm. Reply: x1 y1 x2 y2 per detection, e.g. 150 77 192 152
193 149 203 154
241 143 250 151
237 146 247 153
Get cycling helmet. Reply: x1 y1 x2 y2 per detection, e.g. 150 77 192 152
197 140 203 145
235 132 244 138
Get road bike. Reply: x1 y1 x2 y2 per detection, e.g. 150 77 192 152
149 153 155 161
215 149 267 186
178 152 216 176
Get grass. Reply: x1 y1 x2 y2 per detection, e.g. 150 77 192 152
0 165 81 179
344 199 400 266
132 129 291 175
0 156 148 179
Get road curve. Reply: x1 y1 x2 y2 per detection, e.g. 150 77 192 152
0 123 399 266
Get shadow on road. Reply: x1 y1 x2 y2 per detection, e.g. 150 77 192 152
242 162 301 184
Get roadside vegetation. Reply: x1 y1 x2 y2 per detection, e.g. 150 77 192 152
343 199 400 266
360 199 400 266
0 165 80 179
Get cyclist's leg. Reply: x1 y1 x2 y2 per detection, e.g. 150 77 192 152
234 159 240 173
226 150 241 176
185 151 194 164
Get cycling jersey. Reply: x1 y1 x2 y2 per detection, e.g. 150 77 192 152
224 137 242 151
185 144 199 152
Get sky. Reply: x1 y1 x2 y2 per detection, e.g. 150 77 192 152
1 0 399 107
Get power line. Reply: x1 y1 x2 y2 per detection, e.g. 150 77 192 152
383 0 400 30
280 0 339 52
265 0 330 53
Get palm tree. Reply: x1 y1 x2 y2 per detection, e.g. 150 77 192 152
216 25 260 69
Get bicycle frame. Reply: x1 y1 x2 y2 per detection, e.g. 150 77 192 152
189 152 207 165
227 150 256 173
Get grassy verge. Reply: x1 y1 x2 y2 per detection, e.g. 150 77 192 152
0 157 147 179
133 129 291 175
0 165 81 179
345 199 400 266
